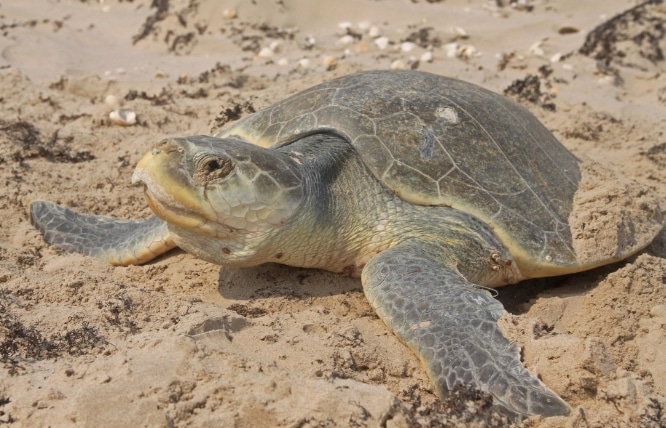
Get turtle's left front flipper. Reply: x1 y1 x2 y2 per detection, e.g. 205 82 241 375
361 240 570 420
30 200 176 266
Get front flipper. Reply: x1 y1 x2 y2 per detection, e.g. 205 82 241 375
362 240 570 419
30 200 176 266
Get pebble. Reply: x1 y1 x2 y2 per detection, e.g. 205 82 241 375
338 21 352 30
374 36 390 50
390 60 406 70
355 42 370 54
401 42 417 53
458 45 479 59
269 40 281 52
104 94 120 107
444 42 458 58
550 52 563 63
451 26 468 39
257 47 274 58
322 56 337 68
338 35 355 46
109 109 136 126
277 58 289 66
357 21 372 31
368 25 382 38
304 35 316 49
222 9 237 19
298 58 311 68
420 51 434 63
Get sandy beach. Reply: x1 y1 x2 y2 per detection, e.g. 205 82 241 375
1 0 665 426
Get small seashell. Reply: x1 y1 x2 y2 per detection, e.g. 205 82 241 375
298 58 311 68
451 26 468 39
322 56 337 68
528 39 546 56
222 9 237 19
257 47 274 58
401 42 417 53
357 21 371 31
338 21 352 30
368 25 382 38
444 42 458 58
338 35 355 46
109 109 136 126
390 60 406 70
104 95 120 107
457 44 478 59
550 52 563 63
374 36 390 50
420 51 434 63
277 58 289 66
269 40 281 52
304 35 316 48
355 41 370 54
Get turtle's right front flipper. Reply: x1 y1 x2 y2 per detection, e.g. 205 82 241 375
30 201 176 266
362 240 570 420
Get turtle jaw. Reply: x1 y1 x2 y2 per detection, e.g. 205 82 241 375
132 139 218 235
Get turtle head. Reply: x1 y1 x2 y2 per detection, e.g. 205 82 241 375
132 135 304 264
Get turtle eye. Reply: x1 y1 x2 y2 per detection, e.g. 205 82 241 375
200 156 235 180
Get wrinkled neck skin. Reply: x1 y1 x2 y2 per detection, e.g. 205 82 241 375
171 134 523 286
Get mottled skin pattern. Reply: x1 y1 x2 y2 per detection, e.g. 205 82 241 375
364 241 567 418
30 70 658 420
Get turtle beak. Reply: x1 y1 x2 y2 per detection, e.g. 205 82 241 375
132 139 214 229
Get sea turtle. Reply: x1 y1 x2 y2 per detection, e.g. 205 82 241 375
30 70 662 419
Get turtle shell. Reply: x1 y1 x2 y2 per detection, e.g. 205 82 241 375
215 70 582 271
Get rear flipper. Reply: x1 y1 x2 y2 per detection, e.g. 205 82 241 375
30 200 176 266
362 240 570 420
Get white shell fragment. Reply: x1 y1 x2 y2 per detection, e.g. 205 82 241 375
444 42 458 58
374 36 390 50
401 42 417 53
257 47 274 58
222 9 237 19
528 39 546 56
421 51 434 63
368 25 382 38
550 52 563 63
357 21 372 31
451 26 468 39
338 35 355 46
104 94 120 107
390 60 406 70
298 58 311 68
109 109 136 126
304 35 316 48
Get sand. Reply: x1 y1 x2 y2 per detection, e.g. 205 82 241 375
1 0 665 426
